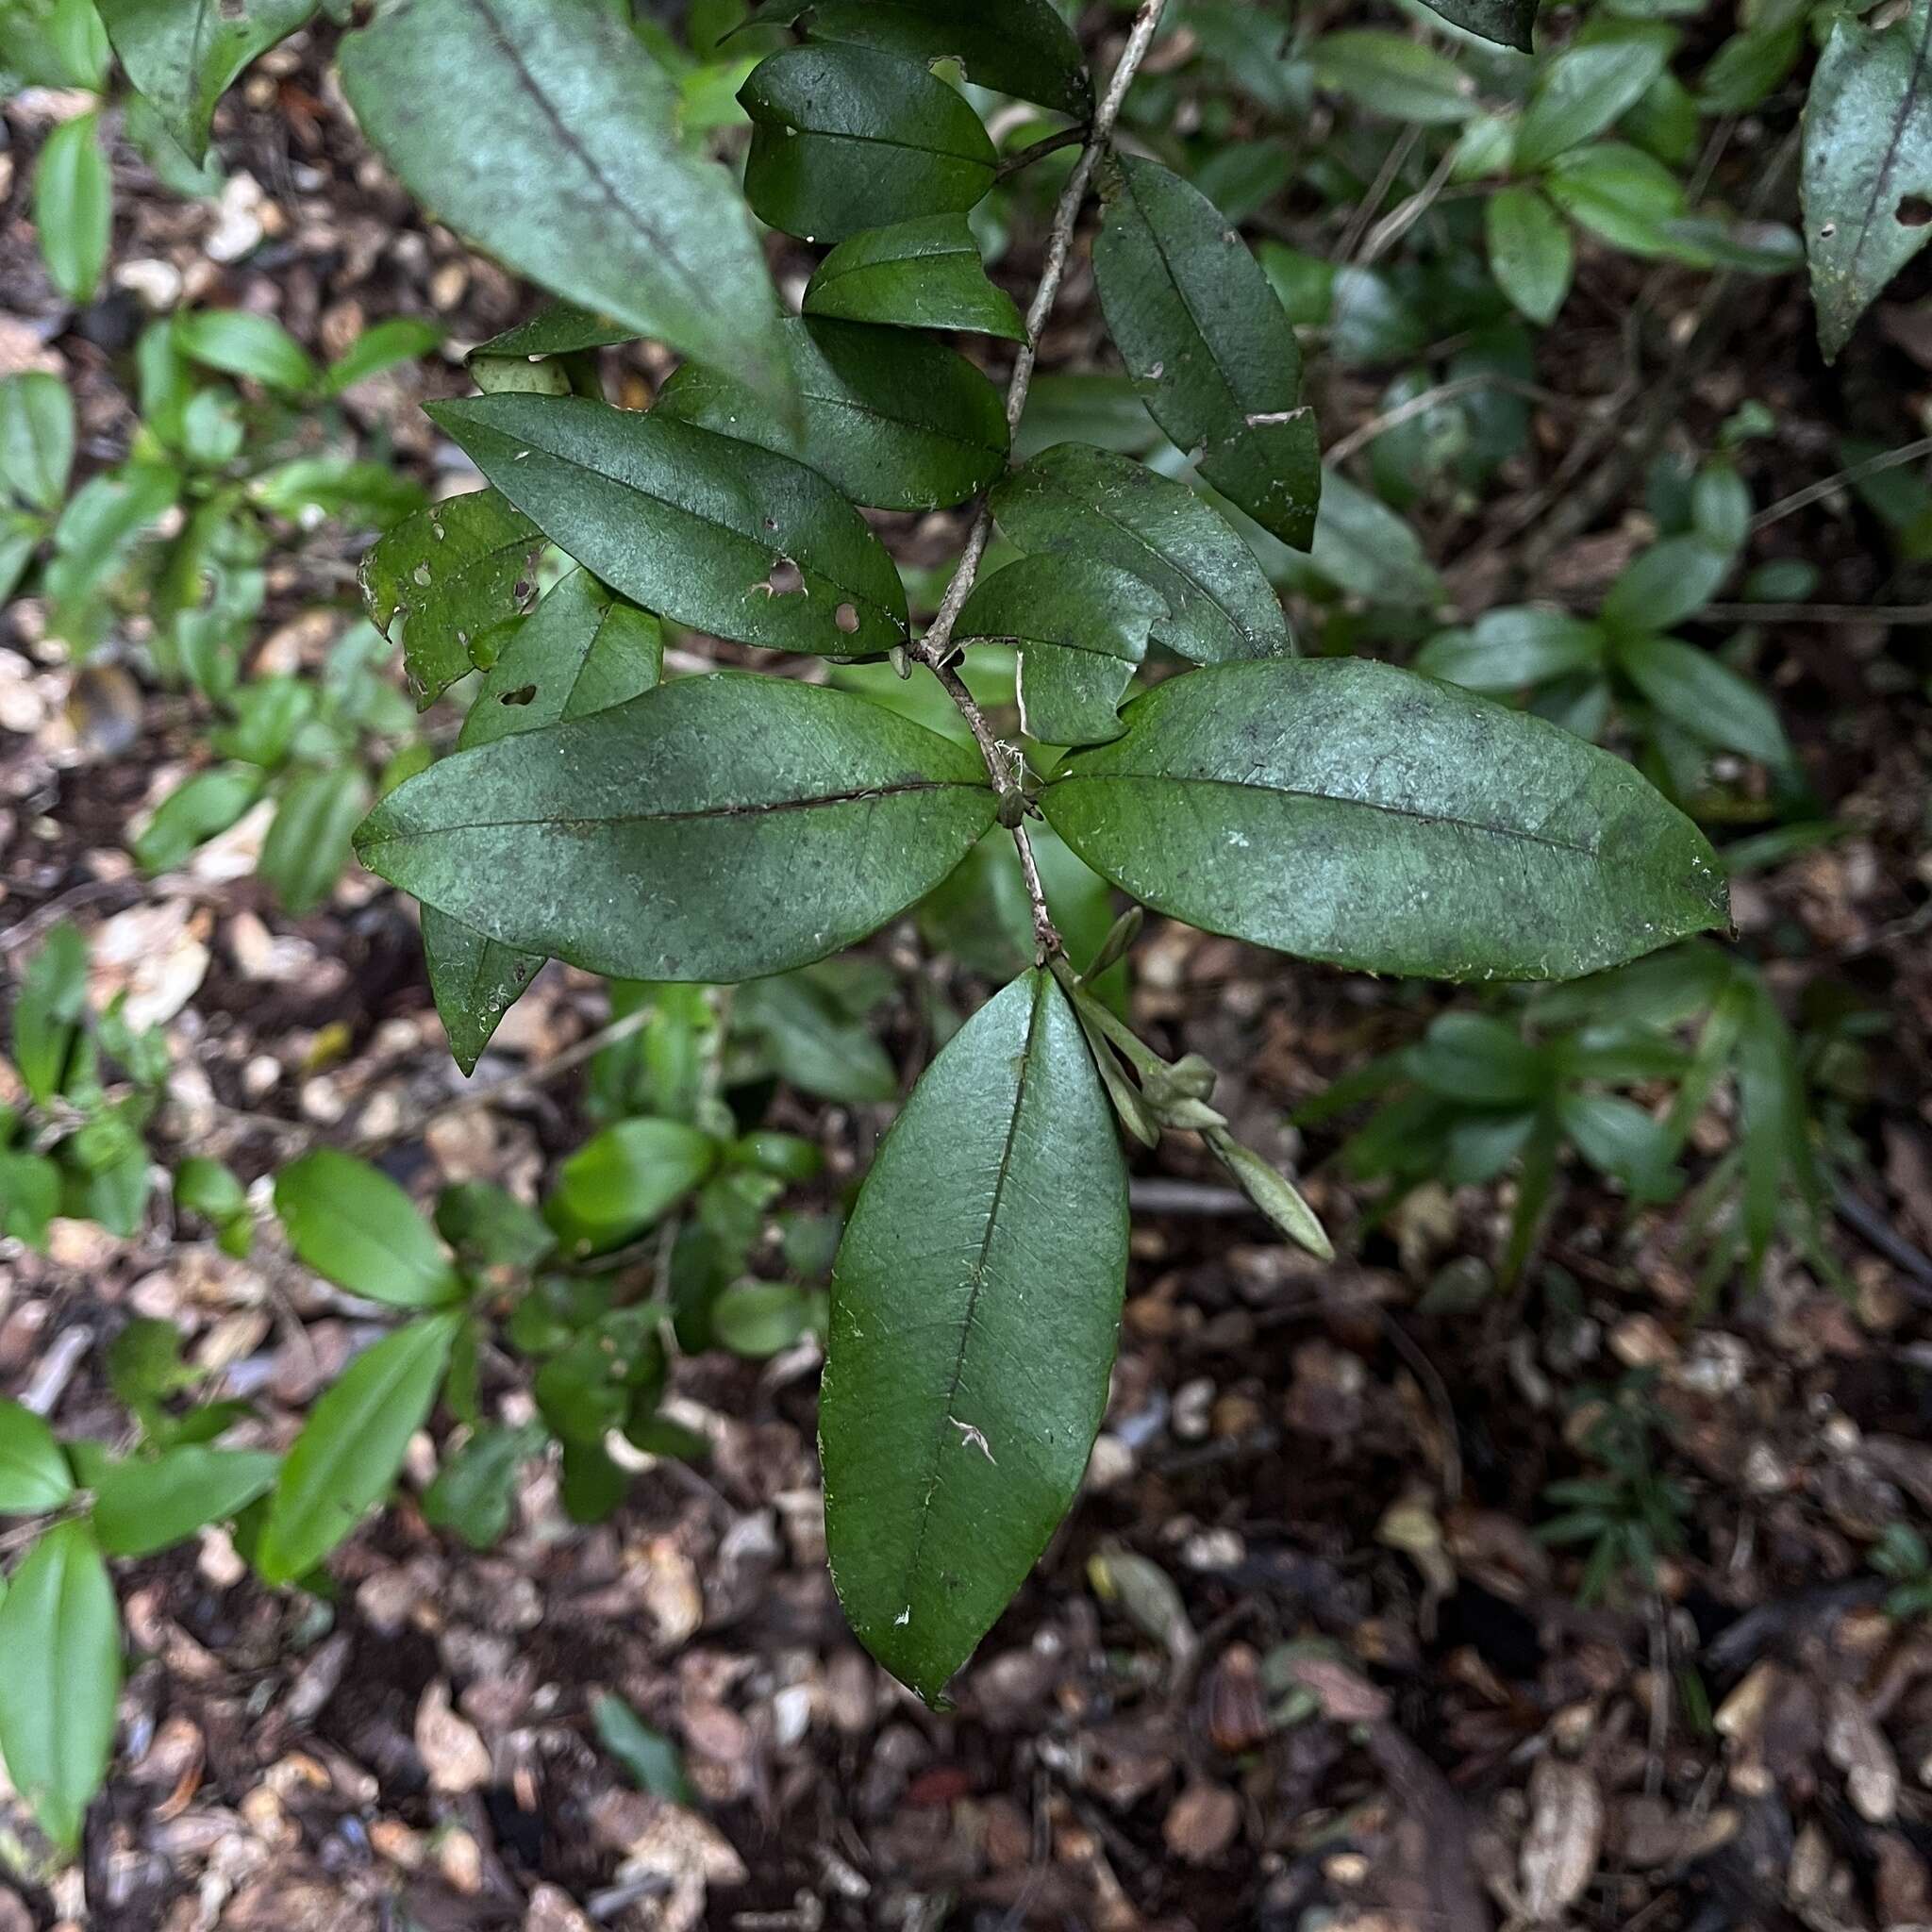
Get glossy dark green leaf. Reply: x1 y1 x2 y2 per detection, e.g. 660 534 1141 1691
358 673 996 982
472 304 641 360
91 1444 280 1557
657 315 1007 512
547 1118 720 1256
426 395 909 657
260 766 370 916
35 110 111 306
275 1148 464 1309
1414 0 1536 52
991 444 1291 663
740 43 997 244
1041 658 1730 983
97 0 316 161
340 0 793 414
0 371 75 514
1417 608 1607 691
1514 23 1677 173
255 1312 460 1584
748 0 1091 114
1617 635 1792 767
0 1523 120 1850
1802 0 1932 358
822 970 1127 1705
0 1398 75 1515
1093 156 1319 552
1487 185 1574 325
803 214 1025 340
361 489 544 708
954 556 1167 745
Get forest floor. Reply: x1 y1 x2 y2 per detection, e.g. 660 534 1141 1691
6 19 1932 1932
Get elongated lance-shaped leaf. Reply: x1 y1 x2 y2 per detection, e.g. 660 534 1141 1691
1041 658 1729 983
991 443 1291 663
357 674 998 983
804 214 1026 340
740 42 998 245
339 0 794 416
1802 0 1932 359
954 556 1168 745
426 394 908 657
92 1445 281 1558
657 316 1008 513
1416 0 1537 52
471 304 640 361
99 0 316 162
822 971 1128 1705
361 489 544 708
0 1523 121 1851
745 0 1091 115
1094 155 1320 551
425 569 664 1073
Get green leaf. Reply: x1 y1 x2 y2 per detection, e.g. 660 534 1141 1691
732 967 899 1106
339 0 794 417
173 1154 250 1241
1417 608 1606 691
991 443 1291 663
360 489 544 709
35 110 111 306
0 371 75 514
275 1148 464 1308
10 920 87 1106
1617 635 1792 767
0 1153 59 1251
1487 185 1574 325
1515 24 1677 174
1412 1014 1547 1104
91 1444 280 1557
591 1691 694 1802
358 673 996 982
747 0 1091 115
325 316 444 394
131 765 264 874
822 970 1127 1705
712 1280 813 1357
175 308 318 394
426 394 909 658
255 1312 460 1584
1600 535 1729 634
0 1523 120 1850
1294 467 1443 608
1041 658 1730 983
954 556 1167 746
0 1398 75 1515
259 766 370 916
472 303 640 360
248 454 426 526
1544 144 1687 256
1802 0 1932 359
44 463 179 644
97 0 317 162
423 1421 546 1549
657 315 1007 513
740 43 998 244
1093 156 1319 552
804 213 1025 340
547 1118 719 1255
1413 0 1536 53
1309 31 1480 124
1559 1091 1677 1198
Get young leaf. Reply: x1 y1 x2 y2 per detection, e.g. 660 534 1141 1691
132 765 265 874
96 0 316 161
1093 156 1320 551
739 43 998 244
0 1523 120 1851
1599 535 1730 634
747 0 1091 116
357 674 998 982
425 394 909 657
991 443 1291 663
275 1148 464 1309
821 971 1128 1705
1617 635 1793 768
592 1691 694 1802
547 1118 720 1255
423 1420 547 1549
1802 0 1932 359
657 316 1008 513
0 1397 75 1515
35 110 111 306
1544 144 1687 255
1040 658 1730 983
1514 23 1677 174
1417 608 1606 691
325 316 445 394
1487 185 1575 326
803 214 1026 340
175 308 318 394
339 0 795 417
0 371 75 514
255 1312 461 1584
11 920 87 1106
1413 0 1536 53
259 766 371 916
1309 31 1480 125
91 1445 280 1557
954 556 1168 745
361 489 544 709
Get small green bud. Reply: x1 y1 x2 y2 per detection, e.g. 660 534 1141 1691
1208 1128 1333 1261
1087 904 1144 979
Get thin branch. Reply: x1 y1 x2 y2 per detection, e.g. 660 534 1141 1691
996 124 1089 180
913 0 1170 958
1702 601 1932 625
1750 435 1932 533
